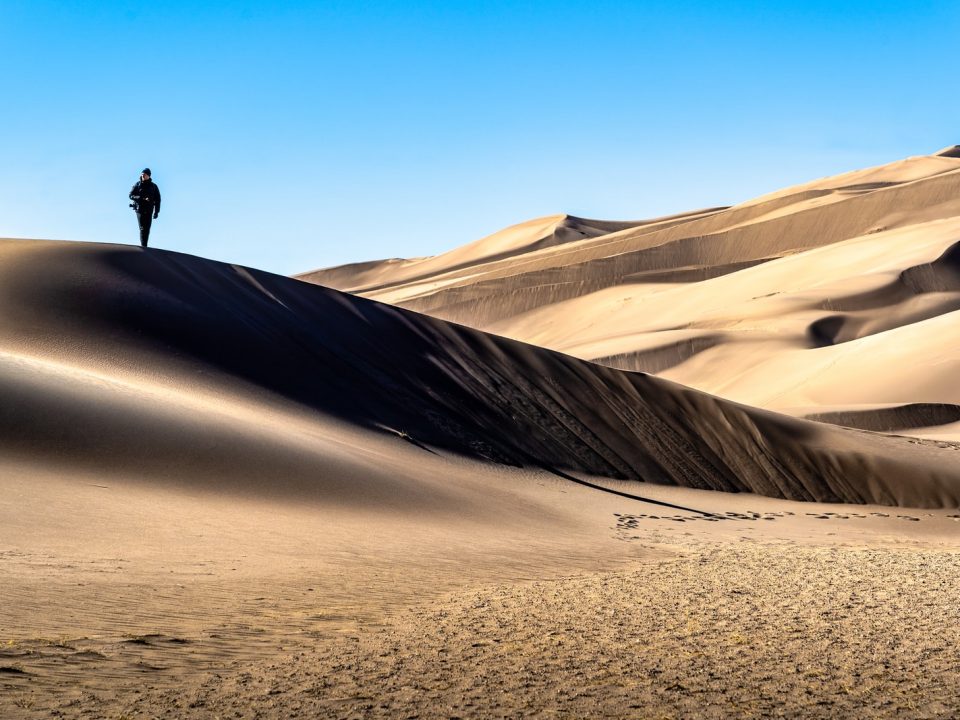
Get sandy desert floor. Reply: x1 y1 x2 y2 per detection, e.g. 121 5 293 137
4 467 960 719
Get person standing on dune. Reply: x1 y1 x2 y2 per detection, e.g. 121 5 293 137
129 168 161 248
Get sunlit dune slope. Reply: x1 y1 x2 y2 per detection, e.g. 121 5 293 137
301 149 960 438
303 150 960 323
490 219 960 413
296 209 724 303
3 239 958 507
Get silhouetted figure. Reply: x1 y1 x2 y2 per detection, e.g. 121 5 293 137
129 168 161 247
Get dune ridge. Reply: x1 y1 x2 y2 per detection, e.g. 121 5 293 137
297 210 721 295
936 144 960 158
3 239 959 507
304 154 960 321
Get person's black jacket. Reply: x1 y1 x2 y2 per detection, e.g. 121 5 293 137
129 179 161 216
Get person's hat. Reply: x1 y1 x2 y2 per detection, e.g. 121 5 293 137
141 168 151 176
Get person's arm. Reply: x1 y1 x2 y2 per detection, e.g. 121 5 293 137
129 181 141 201
153 185 161 218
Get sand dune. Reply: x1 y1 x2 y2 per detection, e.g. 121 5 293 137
297 211 719 296
303 149 960 442
305 151 960 313
2 238 958 507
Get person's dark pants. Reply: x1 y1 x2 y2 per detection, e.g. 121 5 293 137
136 209 154 247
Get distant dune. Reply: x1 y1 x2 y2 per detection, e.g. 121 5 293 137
301 148 960 442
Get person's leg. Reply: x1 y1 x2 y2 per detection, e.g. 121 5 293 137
138 211 153 247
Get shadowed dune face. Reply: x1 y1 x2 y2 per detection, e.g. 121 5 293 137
591 335 727 374
803 404 960 433
3 239 959 507
901 238 960 293
301 151 960 441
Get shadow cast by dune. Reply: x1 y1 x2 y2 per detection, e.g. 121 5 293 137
803 241 960 346
593 335 726 373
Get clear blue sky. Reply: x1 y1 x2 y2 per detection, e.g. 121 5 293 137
2 1 957 275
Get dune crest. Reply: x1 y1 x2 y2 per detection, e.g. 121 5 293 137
2 239 959 507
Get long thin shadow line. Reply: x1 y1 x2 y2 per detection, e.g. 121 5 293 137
397 431 719 517
540 464 720 517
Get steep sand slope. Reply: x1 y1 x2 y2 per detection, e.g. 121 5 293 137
1 239 958 507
